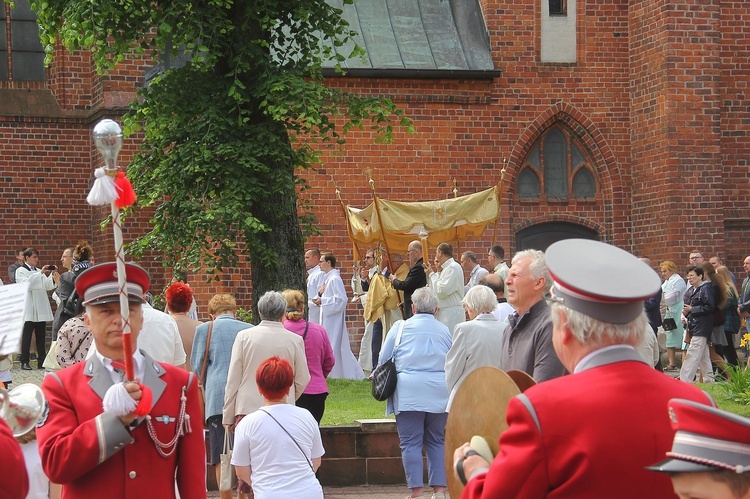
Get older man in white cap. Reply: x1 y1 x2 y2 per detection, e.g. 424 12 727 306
453 239 715 498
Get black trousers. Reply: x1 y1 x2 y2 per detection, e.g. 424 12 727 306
296 393 328 424
650 324 663 372
21 321 47 366
371 319 383 371
716 331 740 367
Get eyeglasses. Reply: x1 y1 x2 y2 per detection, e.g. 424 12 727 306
689 256 702 261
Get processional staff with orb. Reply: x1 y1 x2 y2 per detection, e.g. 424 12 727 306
87 119 151 416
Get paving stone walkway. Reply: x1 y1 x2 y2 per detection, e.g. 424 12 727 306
6 357 46 386
206 485 409 498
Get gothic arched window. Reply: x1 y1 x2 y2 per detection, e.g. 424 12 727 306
518 167 541 199
517 124 597 200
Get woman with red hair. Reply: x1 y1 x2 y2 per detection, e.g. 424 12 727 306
166 282 203 370
232 357 324 498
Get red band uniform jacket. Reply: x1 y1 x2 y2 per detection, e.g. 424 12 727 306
0 418 29 497
462 346 714 499
37 351 206 498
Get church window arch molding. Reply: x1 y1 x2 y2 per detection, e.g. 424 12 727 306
516 123 598 202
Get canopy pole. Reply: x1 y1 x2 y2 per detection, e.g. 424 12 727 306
367 173 393 274
419 228 430 272
452 178 460 256
492 159 507 247
336 187 361 263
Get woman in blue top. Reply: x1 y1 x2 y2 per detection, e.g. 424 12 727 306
378 287 452 499
659 260 687 369
191 293 253 499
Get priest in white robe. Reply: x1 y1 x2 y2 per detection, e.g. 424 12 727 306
428 242 466 335
314 253 365 380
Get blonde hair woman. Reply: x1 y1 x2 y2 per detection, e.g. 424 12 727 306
716 266 741 367
281 289 335 423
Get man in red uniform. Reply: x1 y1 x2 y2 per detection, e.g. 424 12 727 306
648 398 749 498
453 239 715 498
0 417 29 497
36 263 205 498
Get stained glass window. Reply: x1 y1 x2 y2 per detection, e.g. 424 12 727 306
518 168 541 199
517 124 597 200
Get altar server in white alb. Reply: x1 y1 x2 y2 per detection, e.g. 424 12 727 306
313 253 364 379
428 242 465 335
16 247 60 370
305 249 324 325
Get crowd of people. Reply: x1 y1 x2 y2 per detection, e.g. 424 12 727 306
0 240 748 498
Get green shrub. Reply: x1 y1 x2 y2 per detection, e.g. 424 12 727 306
236 308 253 324
716 365 750 406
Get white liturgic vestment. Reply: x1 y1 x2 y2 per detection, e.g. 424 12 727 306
429 257 466 335
351 265 378 371
307 264 323 325
494 261 510 281
16 265 56 322
319 269 365 380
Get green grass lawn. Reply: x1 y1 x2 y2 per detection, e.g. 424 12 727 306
320 377 750 427
321 378 393 426
698 382 750 417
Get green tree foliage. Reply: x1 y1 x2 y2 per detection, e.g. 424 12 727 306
29 0 411 311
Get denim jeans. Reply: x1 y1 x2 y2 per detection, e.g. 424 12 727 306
395 411 448 488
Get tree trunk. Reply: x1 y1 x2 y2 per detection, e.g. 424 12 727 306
249 133 306 320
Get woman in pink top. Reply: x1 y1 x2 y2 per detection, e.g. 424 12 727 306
282 289 335 423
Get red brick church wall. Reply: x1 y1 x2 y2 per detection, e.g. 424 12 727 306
2 0 749 353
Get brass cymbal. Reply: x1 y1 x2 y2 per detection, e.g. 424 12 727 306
445 367 536 498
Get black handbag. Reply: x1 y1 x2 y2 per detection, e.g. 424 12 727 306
371 320 405 401
662 317 677 331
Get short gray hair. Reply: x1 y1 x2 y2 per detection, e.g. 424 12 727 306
512 249 552 293
461 251 478 263
550 302 647 348
463 285 497 314
258 291 287 321
412 287 438 314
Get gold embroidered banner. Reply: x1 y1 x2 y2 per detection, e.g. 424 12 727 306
344 185 501 253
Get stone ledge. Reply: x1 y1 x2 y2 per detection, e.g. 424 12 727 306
355 419 397 432
319 419 405 486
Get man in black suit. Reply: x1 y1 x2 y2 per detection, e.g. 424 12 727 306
389 240 427 319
